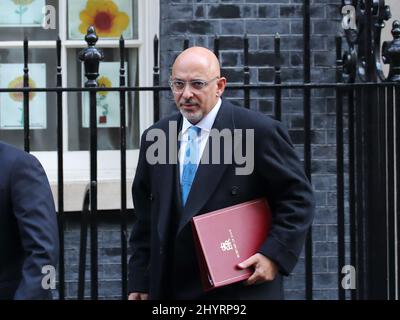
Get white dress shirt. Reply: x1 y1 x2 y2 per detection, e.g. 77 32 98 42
179 98 222 182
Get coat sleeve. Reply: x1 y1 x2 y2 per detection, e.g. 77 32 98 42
128 130 152 294
11 153 59 300
256 120 315 276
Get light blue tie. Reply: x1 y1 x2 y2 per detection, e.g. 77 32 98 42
181 126 201 206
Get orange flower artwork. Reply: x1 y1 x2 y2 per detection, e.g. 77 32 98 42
8 76 36 102
79 0 130 37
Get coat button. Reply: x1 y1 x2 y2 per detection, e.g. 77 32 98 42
149 193 153 201
231 186 239 195
159 247 164 255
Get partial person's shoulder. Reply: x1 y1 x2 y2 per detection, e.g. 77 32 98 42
0 141 26 160
138 112 181 148
0 141 41 168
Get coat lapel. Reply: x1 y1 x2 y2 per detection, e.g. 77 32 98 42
177 101 234 233
157 114 182 242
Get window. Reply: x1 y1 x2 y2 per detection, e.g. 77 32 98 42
0 0 159 210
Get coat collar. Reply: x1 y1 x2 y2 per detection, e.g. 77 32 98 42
177 99 234 233
157 99 236 239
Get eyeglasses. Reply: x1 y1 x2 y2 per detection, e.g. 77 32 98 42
168 77 219 93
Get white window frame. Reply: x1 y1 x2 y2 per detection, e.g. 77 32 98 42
0 0 160 211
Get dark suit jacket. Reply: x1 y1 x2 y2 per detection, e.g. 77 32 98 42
128 99 315 299
0 142 59 300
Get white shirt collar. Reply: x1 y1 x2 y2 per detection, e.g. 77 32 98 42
181 98 222 134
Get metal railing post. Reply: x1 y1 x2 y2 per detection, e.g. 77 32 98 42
79 26 104 300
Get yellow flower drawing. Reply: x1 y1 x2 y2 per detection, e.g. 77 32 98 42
8 76 36 102
79 0 130 37
12 0 34 5
97 76 112 97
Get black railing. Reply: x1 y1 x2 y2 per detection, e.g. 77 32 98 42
56 35 65 300
119 34 129 301
1 0 400 300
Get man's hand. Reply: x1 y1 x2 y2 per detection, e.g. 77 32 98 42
128 292 149 300
238 253 279 285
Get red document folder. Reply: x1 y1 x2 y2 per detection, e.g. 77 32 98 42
191 198 272 291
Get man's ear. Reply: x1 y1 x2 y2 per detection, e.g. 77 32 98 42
217 77 227 96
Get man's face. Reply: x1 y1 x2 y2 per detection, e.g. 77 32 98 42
171 55 226 124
